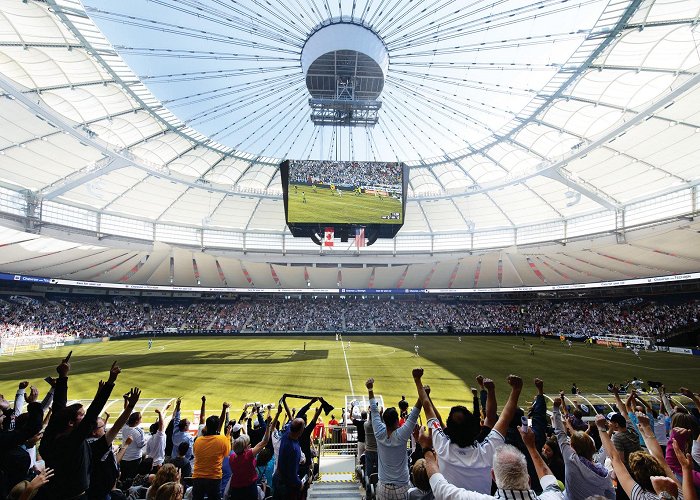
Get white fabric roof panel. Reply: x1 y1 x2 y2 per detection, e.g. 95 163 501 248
172 247 196 286
58 167 149 210
158 189 226 226
340 267 372 288
79 252 145 282
91 112 165 149
373 265 406 289
40 85 137 125
0 99 58 148
0 0 697 268
271 264 303 288
217 257 252 288
242 261 276 288
167 149 223 178
307 267 340 289
400 263 433 289
452 196 512 230
125 243 169 284
452 256 479 288
22 248 121 277
105 176 189 220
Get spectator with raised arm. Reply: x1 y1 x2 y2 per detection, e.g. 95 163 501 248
192 402 231 500
171 398 194 462
415 370 523 494
551 397 614 500
272 416 305 499
146 407 168 469
40 357 121 499
664 411 700 489
366 370 421 499
595 414 676 500
87 387 141 500
421 421 563 500
0 385 43 499
227 403 281 499
120 409 146 481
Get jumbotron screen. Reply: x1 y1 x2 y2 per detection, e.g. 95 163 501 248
282 159 405 224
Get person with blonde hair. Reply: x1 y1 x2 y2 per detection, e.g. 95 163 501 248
154 481 184 500
227 404 281 499
147 463 181 500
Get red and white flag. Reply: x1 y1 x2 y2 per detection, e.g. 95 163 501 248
324 227 334 247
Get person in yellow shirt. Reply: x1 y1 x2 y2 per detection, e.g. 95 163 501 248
192 402 231 500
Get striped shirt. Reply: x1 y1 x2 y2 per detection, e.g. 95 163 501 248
429 473 563 500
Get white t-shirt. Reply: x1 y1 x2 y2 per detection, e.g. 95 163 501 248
428 418 505 494
146 430 166 466
121 425 146 461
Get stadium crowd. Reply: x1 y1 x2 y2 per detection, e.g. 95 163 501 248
1 296 698 341
1 356 699 500
289 160 401 188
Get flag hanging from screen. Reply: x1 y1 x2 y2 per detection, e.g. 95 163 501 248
324 227 334 247
355 227 365 249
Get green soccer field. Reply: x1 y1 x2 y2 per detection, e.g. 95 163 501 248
1 336 698 417
287 184 403 224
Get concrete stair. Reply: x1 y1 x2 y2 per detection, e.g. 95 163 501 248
307 481 362 500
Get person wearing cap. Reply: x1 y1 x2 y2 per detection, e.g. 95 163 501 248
607 412 641 464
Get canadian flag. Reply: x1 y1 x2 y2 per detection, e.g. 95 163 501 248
324 227 334 247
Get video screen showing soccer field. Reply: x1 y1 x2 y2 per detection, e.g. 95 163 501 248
286 160 404 224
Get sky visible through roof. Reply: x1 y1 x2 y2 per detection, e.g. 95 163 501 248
82 0 608 164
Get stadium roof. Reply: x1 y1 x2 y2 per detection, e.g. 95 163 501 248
0 0 699 288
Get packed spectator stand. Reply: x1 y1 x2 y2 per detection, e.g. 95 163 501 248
1 295 698 342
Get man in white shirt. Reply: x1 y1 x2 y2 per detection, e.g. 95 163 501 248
414 371 523 494
423 424 563 500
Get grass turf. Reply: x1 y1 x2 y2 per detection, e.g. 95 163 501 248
1 336 698 415
287 184 402 224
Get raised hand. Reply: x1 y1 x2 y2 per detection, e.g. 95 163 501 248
418 425 433 450
412 368 424 379
636 412 650 428
553 397 562 409
25 386 39 403
56 357 71 378
154 409 161 416
483 378 495 391
107 361 121 383
365 378 374 390
476 375 484 387
507 375 523 391
672 438 693 470
424 384 431 396
222 401 231 409
595 414 608 431
201 395 206 402
518 425 535 448
124 387 141 409
18 380 29 390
